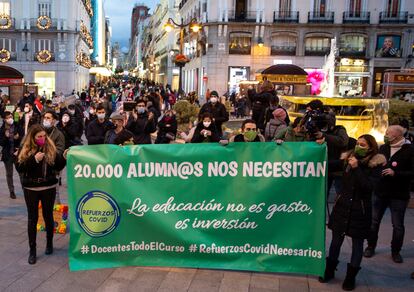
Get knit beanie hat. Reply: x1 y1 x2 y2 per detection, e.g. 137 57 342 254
272 108 287 121
210 90 219 97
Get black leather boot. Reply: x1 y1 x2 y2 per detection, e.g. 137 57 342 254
28 248 36 265
342 264 361 291
45 237 53 255
318 257 339 283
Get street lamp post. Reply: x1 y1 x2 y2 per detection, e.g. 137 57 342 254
164 17 201 94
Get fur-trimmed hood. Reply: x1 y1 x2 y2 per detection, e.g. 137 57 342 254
340 150 387 168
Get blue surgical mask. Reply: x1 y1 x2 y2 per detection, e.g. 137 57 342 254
137 107 146 114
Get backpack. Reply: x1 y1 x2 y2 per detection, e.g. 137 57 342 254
264 119 282 141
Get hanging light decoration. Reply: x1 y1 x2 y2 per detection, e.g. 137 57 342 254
0 48 11 63
0 14 12 29
37 15 52 30
36 49 52 63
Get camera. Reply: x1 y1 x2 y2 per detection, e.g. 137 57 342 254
302 110 329 139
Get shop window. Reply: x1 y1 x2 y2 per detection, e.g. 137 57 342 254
339 35 367 57
271 34 296 56
305 37 330 56
229 32 252 55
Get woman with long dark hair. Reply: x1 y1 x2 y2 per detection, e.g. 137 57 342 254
16 124 66 264
320 134 386 290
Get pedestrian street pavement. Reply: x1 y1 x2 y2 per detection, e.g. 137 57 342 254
0 163 413 292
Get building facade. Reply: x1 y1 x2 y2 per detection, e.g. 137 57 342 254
141 0 180 88
127 4 150 73
0 0 93 97
177 0 414 98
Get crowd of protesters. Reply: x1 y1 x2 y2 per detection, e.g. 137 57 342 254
0 78 413 289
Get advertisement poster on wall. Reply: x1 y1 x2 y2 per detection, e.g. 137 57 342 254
375 35 401 58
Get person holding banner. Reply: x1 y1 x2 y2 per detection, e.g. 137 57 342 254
126 99 157 144
16 124 67 265
191 113 220 143
229 119 265 142
320 134 385 291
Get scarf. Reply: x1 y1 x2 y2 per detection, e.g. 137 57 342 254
390 138 408 157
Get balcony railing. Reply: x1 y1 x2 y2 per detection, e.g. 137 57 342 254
227 10 258 22
0 17 15 30
305 46 330 56
308 11 334 23
379 11 408 24
343 11 370 24
339 47 366 57
29 18 61 30
271 46 297 56
273 11 299 23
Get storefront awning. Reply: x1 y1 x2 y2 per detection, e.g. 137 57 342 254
335 72 371 77
89 67 112 77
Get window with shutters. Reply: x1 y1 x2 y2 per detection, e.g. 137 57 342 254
0 1 10 14
0 38 16 51
38 2 51 17
0 38 16 60
35 39 54 52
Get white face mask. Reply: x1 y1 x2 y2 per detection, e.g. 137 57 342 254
24 107 30 113
62 116 70 123
6 118 14 125
89 109 95 114
210 97 218 103
43 120 52 129
97 113 106 120
203 121 211 128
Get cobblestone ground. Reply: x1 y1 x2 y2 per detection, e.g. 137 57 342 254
0 163 413 292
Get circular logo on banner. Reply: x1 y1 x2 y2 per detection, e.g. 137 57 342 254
76 190 121 237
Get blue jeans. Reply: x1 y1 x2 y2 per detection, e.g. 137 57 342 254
367 195 409 253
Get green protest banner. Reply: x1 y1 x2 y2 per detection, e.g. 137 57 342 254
67 142 326 275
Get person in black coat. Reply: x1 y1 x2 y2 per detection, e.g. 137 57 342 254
251 92 272 132
58 112 82 149
86 105 113 145
0 111 23 198
191 112 220 143
320 134 386 291
15 124 67 265
18 92 34 110
155 110 178 144
364 125 414 263
126 99 157 144
199 91 229 138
